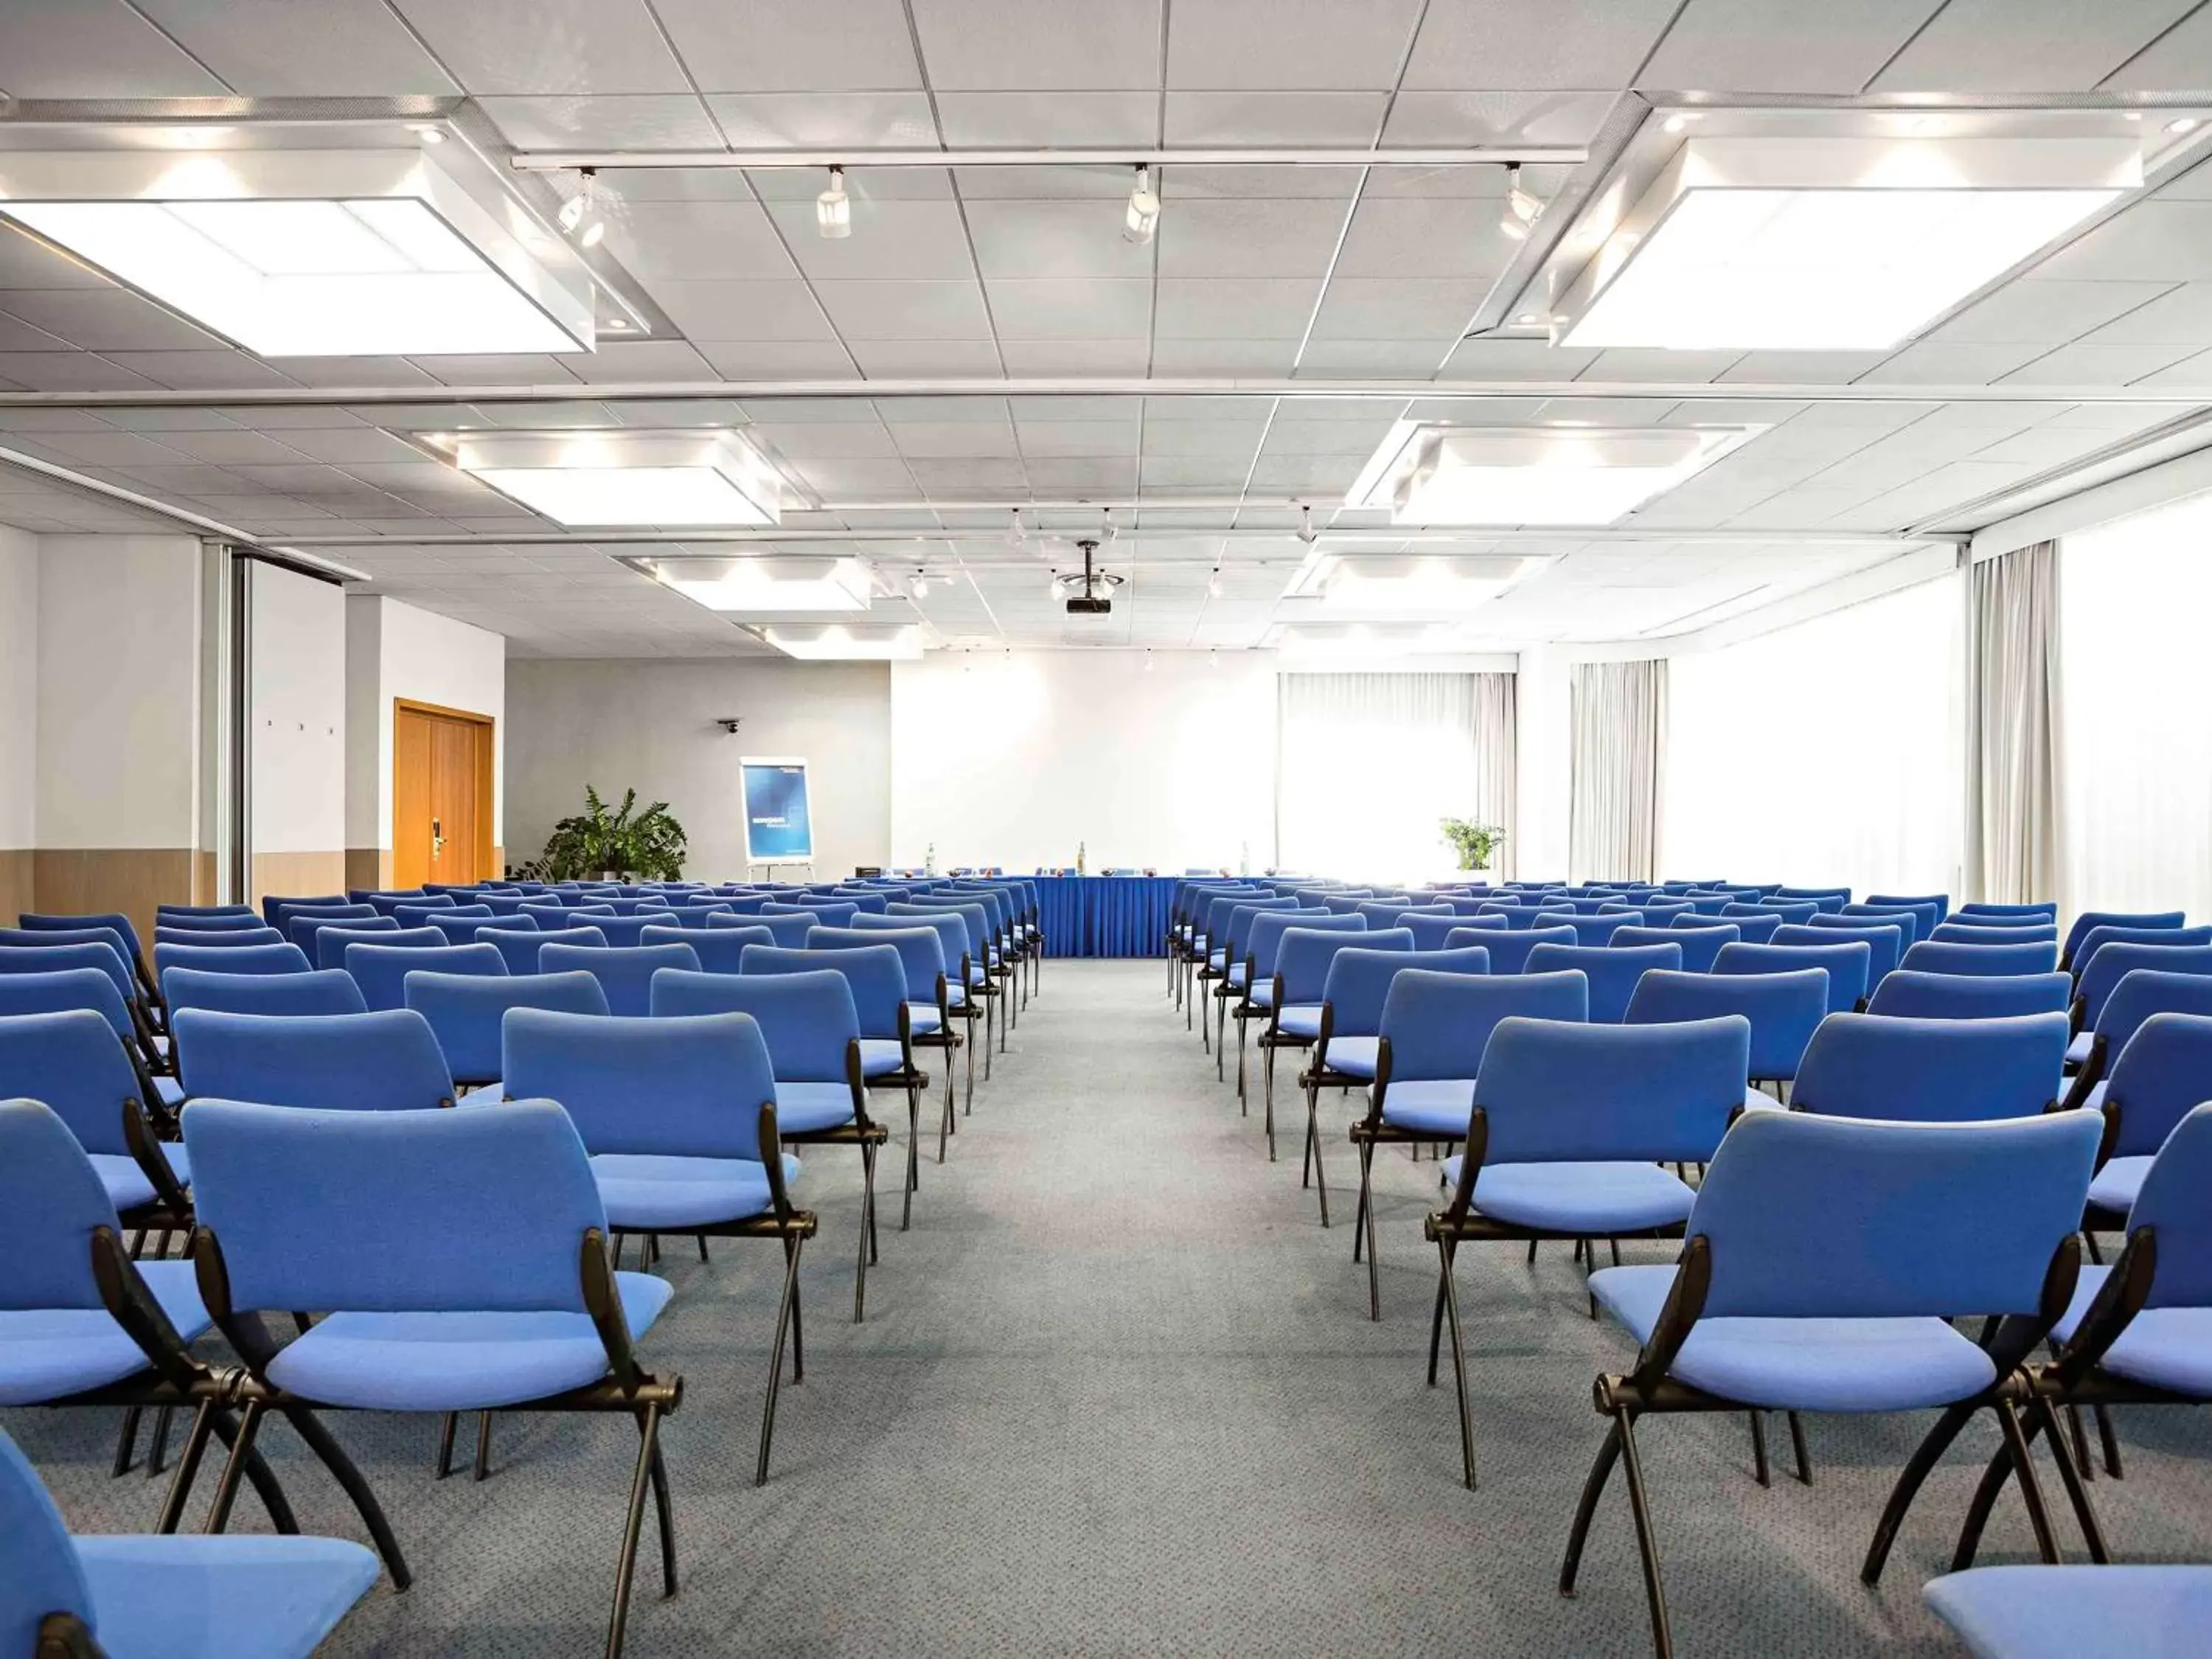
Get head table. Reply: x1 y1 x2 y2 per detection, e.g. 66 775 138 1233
1026 874 1180 958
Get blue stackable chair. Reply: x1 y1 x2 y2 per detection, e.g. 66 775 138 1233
0 940 163 1079
342 940 506 1014
1774 921 1901 985
650 967 890 1315
1792 1013 2070 1121
1570 1110 2102 1656
1933 920 2059 947
406 970 608 1091
280 906 379 951
1425 1014 1751 1486
1527 942 1680 1023
1450 923 1575 975
1626 967 1829 1101
1804 909 1913 963
2061 908 2185 971
1205 898 1301 1068
156 902 261 927
0 965 177 1112
851 911 982 1102
1775 887 1850 913
1959 900 2056 922
163 966 367 1022
302 919 407 971
393 902 489 930
1902 939 2062 978
154 925 285 950
175 1099 683 1654
1711 908 1784 945
1867 970 2073 1020
1350 971 1591 1318
1259 927 1397 1158
503 1009 811 1485
2070 923 2211 978
810 924 965 1133
2070 942 2212 1043
1643 921 1742 973
1717 939 1870 1014
17 912 159 1010
0 1011 189 1225
1865 891 1951 926
2063 967 2212 1102
1924 1564 2212 1659
641 922 773 975
420 911 535 946
539 942 698 1018
765 899 857 931
172 1009 454 1110
481 924 608 975
1232 910 1359 1105
1841 902 1930 945
2078 1012 2212 1228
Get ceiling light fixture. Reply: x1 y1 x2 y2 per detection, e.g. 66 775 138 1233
560 167 604 248
406 124 445 145
0 147 597 356
1289 552 1548 616
1007 507 1029 546
1124 164 1161 245
642 555 872 614
1206 566 1225 599
1296 505 1317 545
817 165 852 239
762 624 925 661
1345 420 1759 526
907 570 930 601
1499 162 1541 240
1556 133 2138 350
457 431 782 526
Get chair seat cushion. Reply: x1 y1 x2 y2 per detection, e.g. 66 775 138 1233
75 1534 380 1659
858 1037 907 1077
1277 1004 1322 1039
2086 1154 2148 1217
1322 1035 1378 1079
2066 1030 2093 1068
591 1152 800 1230
1590 1265 1999 1412
773 1080 858 1135
0 1261 211 1405
89 1143 190 1213
1208 950 1225 970
1447 1162 1697 1234
155 1075 184 1108
905 1002 943 1035
262 1271 675 1411
1925 1565 2212 1659
1245 984 1273 1009
1226 964 1247 988
1381 1079 1475 1137
2051 1265 2212 1396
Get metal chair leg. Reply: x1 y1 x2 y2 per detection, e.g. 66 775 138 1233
1862 1398 1980 1584
605 1399 662 1659
756 1237 804 1486
1359 1145 1382 1320
280 1404 414 1588
1438 1237 1476 1488
1559 1417 1624 1596
436 1412 459 1478
1750 1411 1770 1486
1613 1409 1675 1659
1786 1411 1812 1484
854 1141 877 1323
473 1411 494 1481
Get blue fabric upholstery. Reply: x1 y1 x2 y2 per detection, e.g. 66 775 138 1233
2076 942 2212 1029
1471 1015 1746 1166
1524 942 1680 1023
740 942 908 1046
1775 921 1900 984
0 1259 209 1405
1649 922 1743 972
1708 910 1782 944
173 1009 454 1110
155 926 285 950
1625 967 1830 1084
1792 1012 2069 1121
2088 970 2212 1075
1273 925 1393 1009
505 1009 776 1161
483 925 606 975
1924 1565 2212 1659
765 899 859 930
641 922 771 973
1246 909 1360 984
1865 970 2072 1020
393 902 489 929
2073 923 2211 975
1900 939 2061 978
343 940 506 1013
1715 939 1869 1013
538 942 698 1018
0 1010 145 1159
421 912 534 946
1458 1164 1700 1234
280 907 378 950
2063 908 2186 964
804 925 949 1008
1453 924 1575 975
158 940 311 984
405 970 608 1088
2097 1014 2212 1164
1864 892 1950 926
312 921 432 972
1844 901 1935 943
652 967 857 1085
0 967 136 1044
0 941 137 1014
1933 921 2058 946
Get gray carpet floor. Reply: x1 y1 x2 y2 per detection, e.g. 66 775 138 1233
10 958 2210 1657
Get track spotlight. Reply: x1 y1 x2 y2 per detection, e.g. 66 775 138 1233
817 166 852 239
562 168 605 248
1144 650 1155 672
1008 507 1032 547
1296 505 1317 545
1500 163 1540 240
1206 566 1224 599
908 570 930 601
1101 506 1119 542
1124 164 1161 245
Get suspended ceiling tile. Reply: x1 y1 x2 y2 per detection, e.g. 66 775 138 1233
814 279 994 340
694 341 865 376
1332 197 1520 279
1165 0 1427 89
1012 420 1139 457
2102 4 2212 87
0 290 226 353
0 353 162 392
1294 340 1453 375
1635 0 1942 95
476 94 725 150
1156 199 1354 279
132 0 461 95
768 200 981 281
1152 279 1321 339
961 201 1159 281
1307 277 1489 341
388 0 690 94
1999 343 2206 384
604 202 796 281
887 421 1020 459
563 341 723 382
1162 92 1390 146
646 280 836 342
1401 0 1682 90
409 354 588 387
984 278 1153 340
1868 0 2197 91
2036 204 2212 282
1380 89 1621 146
997 339 1155 372
1147 338 1302 374
99 351 304 390
705 93 942 150
1931 279 2180 345
1439 337 1601 378
653 0 924 91
2076 282 2212 347
0 313 74 352
846 338 1006 376
907 0 1165 91
0 0 231 97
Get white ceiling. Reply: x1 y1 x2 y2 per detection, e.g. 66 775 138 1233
2 0 2211 655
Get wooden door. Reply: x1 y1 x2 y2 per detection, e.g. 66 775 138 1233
392 700 494 888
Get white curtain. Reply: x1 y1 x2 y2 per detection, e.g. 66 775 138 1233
1664 575 1964 895
1569 660 1666 883
1276 672 1515 883
2060 497 2212 919
1964 541 2064 905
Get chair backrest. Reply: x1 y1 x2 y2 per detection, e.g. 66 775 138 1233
0 1010 142 1155
422 911 536 946
1380 970 1589 1082
181 1099 604 1315
1523 940 1681 1023
1775 887 1851 911
2063 908 2185 964
2074 923 2212 978
2076 942 2212 1029
2128 1101 2212 1309
0 967 135 1043
504 1009 774 1161
1840 902 1928 945
302 917 403 970
173 1008 455 1109
1221 898 1299 959
154 925 285 950
344 940 507 1012
806 924 946 1003
156 905 261 928
406 970 609 1087
1276 925 1405 1005
1714 939 1868 1012
1899 939 2061 979
576 913 691 949
849 909 969 976
1318 938 1478 1039
1551 913 1638 947
1930 921 2057 946
739 942 906 1039
766 899 858 931
1865 891 1951 926
1792 1012 2068 1121
1865 969 2073 1020
394 902 491 929
153 940 316 984
1624 967 1830 1083
483 925 608 975
164 965 368 1019
1457 923 1577 975
1704 908 1778 944
282 905 380 948
1403 913 1484 950
2098 1011 2212 1161
1472 1016 1749 1164
2094 968 2212 1059
639 922 769 973
0 1420 100 1651
891 900 992 959
651 965 858 1082
1773 922 1900 984
0 941 139 1020
17 911 147 970
1247 909 1362 979
537 942 700 1018
367 891 456 916
1644 921 1741 972
1748 900 1820 927
1686 1110 2100 1318
1478 904 1561 931
648 905 737 930
1959 901 2056 920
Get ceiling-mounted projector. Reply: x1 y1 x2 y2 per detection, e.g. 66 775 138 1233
1056 538 1122 615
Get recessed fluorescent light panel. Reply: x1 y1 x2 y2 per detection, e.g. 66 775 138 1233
458 433 782 527
1346 422 1758 526
1283 553 1548 616
0 147 594 356
641 556 872 614
763 625 925 661
1557 135 2138 351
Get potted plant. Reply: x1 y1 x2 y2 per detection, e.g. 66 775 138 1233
509 786 688 882
1439 817 1506 875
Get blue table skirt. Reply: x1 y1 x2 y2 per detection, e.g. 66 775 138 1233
1032 875 1176 958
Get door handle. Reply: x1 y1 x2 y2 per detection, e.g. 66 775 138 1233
431 816 445 860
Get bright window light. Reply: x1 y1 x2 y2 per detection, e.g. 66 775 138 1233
1346 423 1758 526
2 198 580 356
1557 135 2136 351
764 625 925 661
456 433 783 528
651 557 872 614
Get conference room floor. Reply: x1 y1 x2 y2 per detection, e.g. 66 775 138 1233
13 959 2212 1656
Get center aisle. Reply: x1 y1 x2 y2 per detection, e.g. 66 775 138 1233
15 961 2210 1655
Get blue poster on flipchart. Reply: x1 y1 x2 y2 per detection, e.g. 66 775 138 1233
741 758 813 862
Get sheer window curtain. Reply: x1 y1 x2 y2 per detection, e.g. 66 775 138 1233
1569 660 1666 883
1964 541 2064 905
1276 672 1515 883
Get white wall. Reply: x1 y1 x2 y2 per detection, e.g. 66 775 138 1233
2059 491 2212 919
0 526 36 851
504 656 891 880
1512 644 1571 883
345 594 507 853
35 535 203 847
1663 574 1964 894
891 650 1277 873
248 563 345 855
